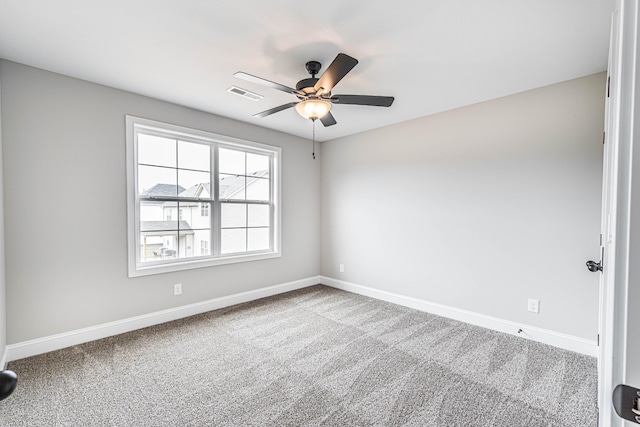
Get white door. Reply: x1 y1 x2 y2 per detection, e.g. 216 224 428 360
596 8 620 424
599 1 640 426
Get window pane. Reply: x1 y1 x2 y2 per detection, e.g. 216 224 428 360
247 153 269 177
177 208 211 259
219 148 245 175
140 206 177 231
140 200 165 222
221 229 246 254
248 228 270 251
139 198 210 262
177 170 210 198
178 141 210 172
138 134 176 167
139 231 178 262
219 174 245 200
221 203 247 228
138 165 177 196
176 230 197 259
248 204 269 227
246 177 269 201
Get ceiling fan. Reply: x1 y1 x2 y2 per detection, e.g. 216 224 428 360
234 53 394 127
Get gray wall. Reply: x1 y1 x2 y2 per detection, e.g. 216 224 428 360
320 73 605 340
0 62 6 363
0 60 320 344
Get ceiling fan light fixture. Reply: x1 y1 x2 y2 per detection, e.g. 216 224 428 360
295 99 331 120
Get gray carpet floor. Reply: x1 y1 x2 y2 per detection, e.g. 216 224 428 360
0 285 597 426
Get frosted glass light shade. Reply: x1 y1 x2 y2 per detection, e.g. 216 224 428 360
295 99 331 120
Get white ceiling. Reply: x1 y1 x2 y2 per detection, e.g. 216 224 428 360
0 0 614 142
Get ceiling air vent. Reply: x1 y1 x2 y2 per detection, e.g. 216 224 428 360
227 86 263 101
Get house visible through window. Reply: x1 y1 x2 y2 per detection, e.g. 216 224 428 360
126 116 281 277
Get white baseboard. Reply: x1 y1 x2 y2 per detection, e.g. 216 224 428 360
319 276 598 357
6 276 320 362
1 346 7 369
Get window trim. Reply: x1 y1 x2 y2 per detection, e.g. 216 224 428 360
126 116 281 277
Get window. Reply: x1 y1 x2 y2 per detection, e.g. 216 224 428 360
126 116 281 277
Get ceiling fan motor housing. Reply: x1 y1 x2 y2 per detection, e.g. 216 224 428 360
296 61 323 95
296 78 319 95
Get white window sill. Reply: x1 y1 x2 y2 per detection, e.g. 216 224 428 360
128 251 281 278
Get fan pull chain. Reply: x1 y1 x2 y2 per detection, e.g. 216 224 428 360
312 118 316 160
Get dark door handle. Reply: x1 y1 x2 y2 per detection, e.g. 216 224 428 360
613 384 640 423
586 260 602 272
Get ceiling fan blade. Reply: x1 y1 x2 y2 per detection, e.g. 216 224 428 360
330 95 395 107
234 72 303 96
253 102 298 118
320 112 337 127
314 53 358 94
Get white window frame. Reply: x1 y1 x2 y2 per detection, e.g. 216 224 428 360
126 116 281 277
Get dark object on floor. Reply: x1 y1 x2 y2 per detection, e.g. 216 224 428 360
0 370 17 401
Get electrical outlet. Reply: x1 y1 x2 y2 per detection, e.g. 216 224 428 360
339 264 345 273
174 283 182 296
528 298 539 313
